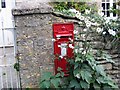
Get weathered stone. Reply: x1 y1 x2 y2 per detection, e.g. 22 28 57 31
105 70 119 75
101 63 112 70
13 2 53 15
89 41 105 49
97 60 109 64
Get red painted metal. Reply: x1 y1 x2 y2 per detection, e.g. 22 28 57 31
53 23 74 76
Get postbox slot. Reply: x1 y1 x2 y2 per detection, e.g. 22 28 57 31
56 34 72 38
60 36 72 38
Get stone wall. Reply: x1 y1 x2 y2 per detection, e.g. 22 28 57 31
13 3 120 88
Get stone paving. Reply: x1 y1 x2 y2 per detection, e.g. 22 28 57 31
0 47 20 89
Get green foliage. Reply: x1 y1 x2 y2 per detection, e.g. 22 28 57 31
52 1 97 13
80 70 92 83
80 80 90 88
68 44 118 89
110 1 120 16
39 68 65 88
39 48 118 89
14 63 20 71
102 52 115 64
39 72 60 88
69 80 80 88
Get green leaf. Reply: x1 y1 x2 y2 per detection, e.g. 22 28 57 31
104 76 112 82
108 82 118 88
80 80 90 88
103 85 113 90
87 60 96 70
75 56 83 62
60 72 64 77
93 83 101 89
74 63 79 69
55 73 61 78
86 53 95 61
51 78 61 88
42 81 51 88
81 64 92 72
80 70 92 84
57 67 62 71
96 76 106 84
39 82 44 88
105 77 118 88
69 80 80 88
95 65 106 76
41 72 52 81
14 63 20 71
102 53 115 64
73 68 80 76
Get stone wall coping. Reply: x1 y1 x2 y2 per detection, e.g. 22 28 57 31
12 2 53 15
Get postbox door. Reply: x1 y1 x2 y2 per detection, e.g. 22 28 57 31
54 38 74 75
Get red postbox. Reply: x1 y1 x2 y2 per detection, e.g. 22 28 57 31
53 23 74 76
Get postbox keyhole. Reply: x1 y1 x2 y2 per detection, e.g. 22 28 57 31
61 26 66 31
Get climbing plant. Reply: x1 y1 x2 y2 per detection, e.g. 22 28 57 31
51 1 97 13
39 1 119 89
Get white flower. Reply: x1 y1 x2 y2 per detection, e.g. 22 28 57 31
101 12 104 17
82 51 86 55
79 48 83 51
76 12 81 18
105 19 110 23
76 11 79 14
84 18 89 23
69 38 72 40
83 28 87 32
85 9 90 14
103 31 106 35
69 8 78 13
79 48 83 53
74 30 78 34
80 16 85 20
69 44 74 49
75 74 80 79
100 7 103 11
58 45 61 47
91 18 95 22
59 55 63 59
92 22 100 26
98 10 104 17
57 37 60 40
71 39 73 42
96 27 103 33
86 22 91 27
69 38 73 42
108 29 116 36
75 37 78 40
52 38 56 42
81 34 86 39
75 49 78 53
78 21 82 24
